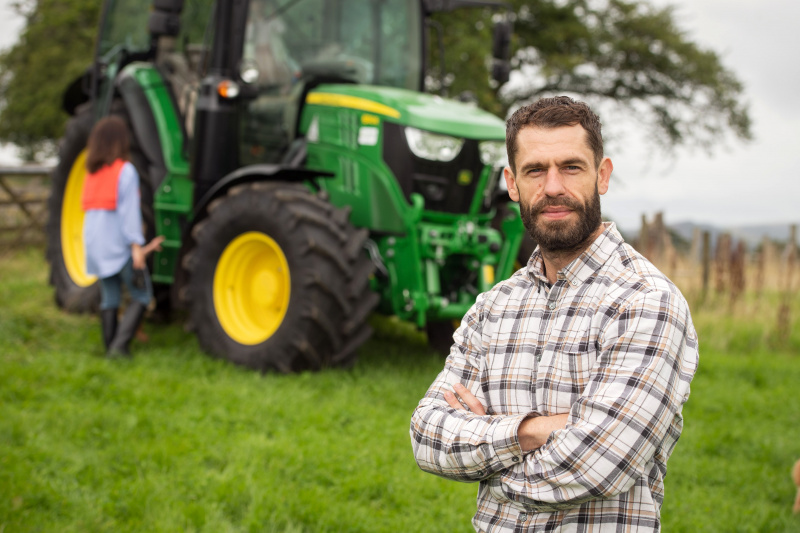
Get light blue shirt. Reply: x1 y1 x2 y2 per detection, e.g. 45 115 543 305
83 162 145 279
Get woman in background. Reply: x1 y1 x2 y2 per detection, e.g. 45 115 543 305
81 116 163 357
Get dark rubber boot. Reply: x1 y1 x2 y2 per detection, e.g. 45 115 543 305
100 308 118 353
107 302 147 357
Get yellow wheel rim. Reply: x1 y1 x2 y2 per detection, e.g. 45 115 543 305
60 150 97 287
213 232 291 345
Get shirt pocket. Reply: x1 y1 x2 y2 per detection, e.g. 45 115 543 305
538 345 596 414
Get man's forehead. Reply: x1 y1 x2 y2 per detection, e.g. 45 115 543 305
518 123 588 142
514 124 594 161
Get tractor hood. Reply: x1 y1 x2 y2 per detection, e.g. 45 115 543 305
305 84 506 141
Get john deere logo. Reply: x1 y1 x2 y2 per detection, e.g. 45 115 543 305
457 170 473 186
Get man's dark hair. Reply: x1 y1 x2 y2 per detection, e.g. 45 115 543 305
506 96 604 172
86 116 131 174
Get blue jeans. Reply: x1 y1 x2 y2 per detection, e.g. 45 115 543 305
99 257 153 310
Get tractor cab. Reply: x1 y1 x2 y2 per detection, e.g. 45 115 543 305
86 0 509 184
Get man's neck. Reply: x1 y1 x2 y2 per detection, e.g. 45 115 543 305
540 225 605 284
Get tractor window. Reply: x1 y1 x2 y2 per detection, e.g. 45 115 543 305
243 0 422 91
176 0 216 75
155 0 216 139
97 0 151 60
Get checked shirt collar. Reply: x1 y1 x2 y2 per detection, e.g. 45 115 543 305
525 221 623 289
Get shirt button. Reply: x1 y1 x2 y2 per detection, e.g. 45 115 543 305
548 302 556 310
571 280 578 286
512 456 519 462
519 512 528 521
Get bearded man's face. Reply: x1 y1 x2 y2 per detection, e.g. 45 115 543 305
519 183 602 253
503 124 612 255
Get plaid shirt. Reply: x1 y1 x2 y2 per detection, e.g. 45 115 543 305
410 223 698 532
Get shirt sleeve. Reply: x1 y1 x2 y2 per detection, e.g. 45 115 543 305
410 291 529 482
117 162 145 247
507 289 698 505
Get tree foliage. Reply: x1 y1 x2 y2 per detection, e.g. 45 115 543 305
429 0 751 151
0 0 100 161
0 0 751 160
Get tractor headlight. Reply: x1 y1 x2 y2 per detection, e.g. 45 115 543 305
479 140 508 168
404 127 464 162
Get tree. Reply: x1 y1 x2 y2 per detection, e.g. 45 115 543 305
0 0 751 160
0 0 99 161
429 0 751 151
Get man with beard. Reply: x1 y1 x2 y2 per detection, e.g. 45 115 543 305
410 96 698 532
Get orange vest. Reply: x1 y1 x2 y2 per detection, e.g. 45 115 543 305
81 159 126 211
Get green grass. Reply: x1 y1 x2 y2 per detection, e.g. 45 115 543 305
2 247 800 532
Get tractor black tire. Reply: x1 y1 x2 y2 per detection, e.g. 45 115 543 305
183 182 378 372
46 105 101 312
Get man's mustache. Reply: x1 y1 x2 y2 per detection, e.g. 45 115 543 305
530 196 585 216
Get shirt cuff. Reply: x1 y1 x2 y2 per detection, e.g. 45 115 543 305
486 413 530 468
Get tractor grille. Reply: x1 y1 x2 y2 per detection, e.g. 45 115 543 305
382 123 491 214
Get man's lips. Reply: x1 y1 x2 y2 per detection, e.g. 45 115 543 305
539 207 574 219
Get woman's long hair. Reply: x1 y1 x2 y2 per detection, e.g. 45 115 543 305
85 116 131 173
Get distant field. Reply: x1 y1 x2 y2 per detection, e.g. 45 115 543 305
1 247 799 532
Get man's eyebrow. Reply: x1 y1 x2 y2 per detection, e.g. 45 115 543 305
519 157 589 172
558 157 589 167
519 160 547 172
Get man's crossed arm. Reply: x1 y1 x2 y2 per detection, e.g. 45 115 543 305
445 383 568 452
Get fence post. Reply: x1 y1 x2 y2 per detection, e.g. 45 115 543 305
729 240 746 310
715 232 731 295
777 225 798 342
700 231 711 303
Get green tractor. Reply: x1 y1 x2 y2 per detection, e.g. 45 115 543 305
47 0 526 372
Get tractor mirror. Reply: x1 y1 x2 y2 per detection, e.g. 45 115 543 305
491 60 510 85
149 11 181 37
492 20 511 61
152 0 184 13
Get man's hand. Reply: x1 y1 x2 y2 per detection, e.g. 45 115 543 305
444 383 486 415
518 414 570 452
445 382 570 453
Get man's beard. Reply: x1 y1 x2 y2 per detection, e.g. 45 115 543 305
519 184 602 254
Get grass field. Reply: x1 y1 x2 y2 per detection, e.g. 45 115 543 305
2 246 800 532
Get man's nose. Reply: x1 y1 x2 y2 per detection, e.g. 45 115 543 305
542 168 566 197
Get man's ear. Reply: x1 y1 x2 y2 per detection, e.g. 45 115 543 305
597 157 612 195
503 166 519 202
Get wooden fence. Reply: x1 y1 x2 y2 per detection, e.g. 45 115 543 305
0 166 53 252
636 212 799 341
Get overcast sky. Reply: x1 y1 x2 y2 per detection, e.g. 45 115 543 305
0 0 797 231
599 0 800 231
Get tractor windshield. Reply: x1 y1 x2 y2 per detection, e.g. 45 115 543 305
243 0 422 91
239 0 422 165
